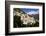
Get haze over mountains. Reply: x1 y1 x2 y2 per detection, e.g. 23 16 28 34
26 11 39 20
27 11 39 15
20 8 39 20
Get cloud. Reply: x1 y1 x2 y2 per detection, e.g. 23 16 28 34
27 11 39 15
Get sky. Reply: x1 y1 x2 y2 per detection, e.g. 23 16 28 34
20 8 39 15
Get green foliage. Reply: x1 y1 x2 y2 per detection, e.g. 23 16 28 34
14 15 23 27
24 21 39 27
14 15 39 28
31 21 39 27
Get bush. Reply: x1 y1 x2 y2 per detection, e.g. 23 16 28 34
14 15 39 27
14 15 23 27
31 21 39 27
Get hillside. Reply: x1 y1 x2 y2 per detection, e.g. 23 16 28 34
13 8 39 27
28 14 39 20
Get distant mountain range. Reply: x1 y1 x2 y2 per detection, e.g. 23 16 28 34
28 14 39 20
